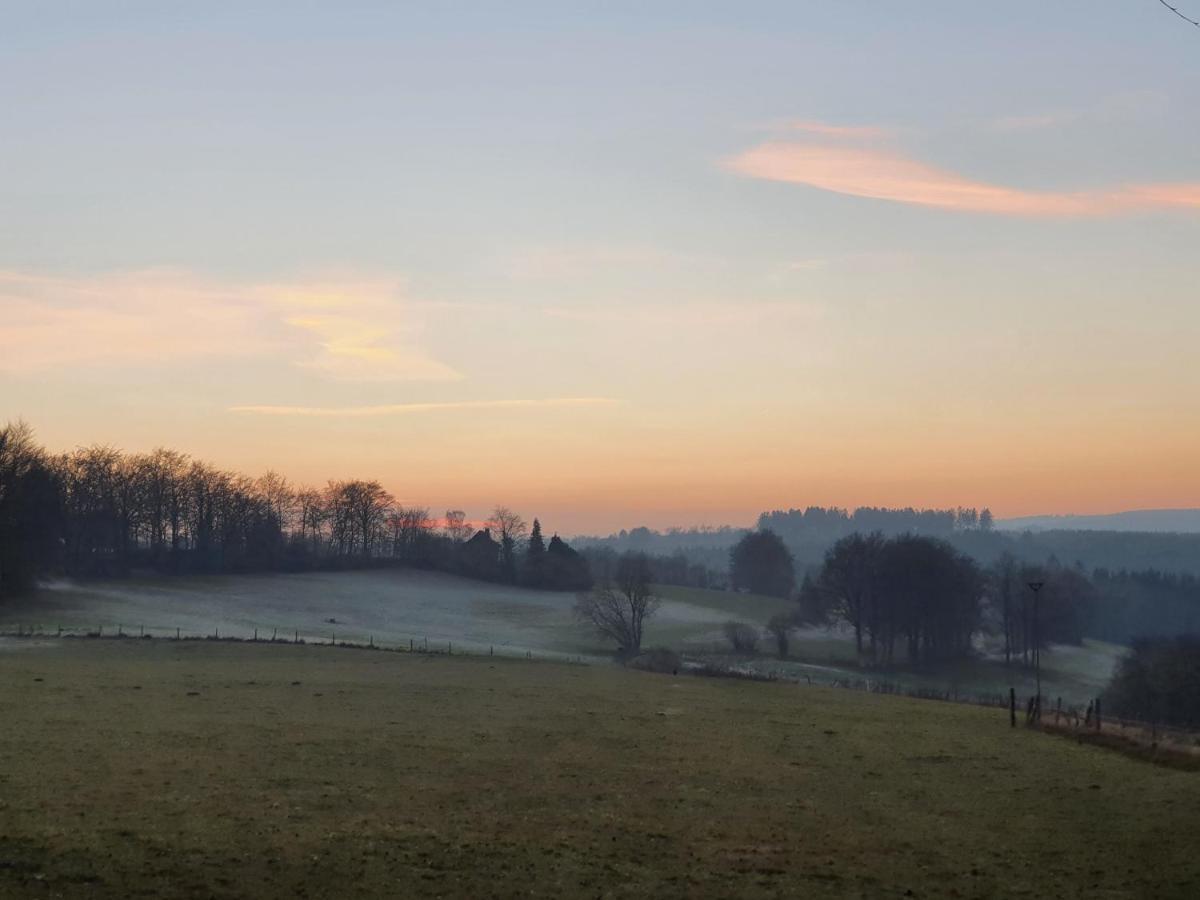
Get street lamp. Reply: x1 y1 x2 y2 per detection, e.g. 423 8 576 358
1028 580 1045 720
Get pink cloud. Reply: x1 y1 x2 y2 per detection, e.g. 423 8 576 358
728 140 1200 217
0 269 460 380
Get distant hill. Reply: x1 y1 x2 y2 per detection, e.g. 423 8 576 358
997 509 1200 534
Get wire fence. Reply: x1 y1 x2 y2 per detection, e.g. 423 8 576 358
4 622 1197 760
0 621 578 664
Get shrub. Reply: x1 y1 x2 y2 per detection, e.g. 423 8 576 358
722 620 759 654
766 613 796 659
691 663 776 682
626 646 683 674
1106 636 1200 728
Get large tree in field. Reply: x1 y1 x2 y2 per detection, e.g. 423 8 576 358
875 535 982 665
575 551 658 654
815 531 886 656
729 529 795 598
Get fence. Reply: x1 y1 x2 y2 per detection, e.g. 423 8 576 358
0 621 583 665
4 621 1198 762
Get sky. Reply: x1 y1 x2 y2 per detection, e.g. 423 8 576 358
3 1 1200 534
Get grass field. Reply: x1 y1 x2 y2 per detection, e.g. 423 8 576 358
1 640 1197 898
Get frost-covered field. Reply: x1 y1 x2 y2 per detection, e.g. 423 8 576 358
0 572 1121 702
0 570 786 661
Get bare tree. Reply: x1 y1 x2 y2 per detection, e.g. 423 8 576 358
295 486 327 551
723 620 760 654
256 470 295 534
443 509 472 543
575 552 659 654
487 505 528 580
389 505 432 561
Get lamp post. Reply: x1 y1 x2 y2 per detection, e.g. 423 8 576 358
1028 580 1045 720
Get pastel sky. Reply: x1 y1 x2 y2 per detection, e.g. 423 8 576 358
3 2 1200 534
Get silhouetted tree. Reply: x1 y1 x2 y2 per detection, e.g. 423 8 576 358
729 529 795 598
544 534 592 590
523 518 546 586
443 509 472 544
814 532 886 656
487 506 527 583
875 535 983 665
0 422 63 599
1107 636 1200 728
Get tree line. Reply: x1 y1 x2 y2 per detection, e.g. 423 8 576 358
758 504 995 540
0 422 591 602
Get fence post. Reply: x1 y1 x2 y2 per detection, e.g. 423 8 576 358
57 625 62 637
140 625 144 638
410 638 413 652
253 628 258 642
118 624 123 637
295 629 299 644
1009 688 1016 728
272 628 277 641
449 641 452 655
98 625 103 637
176 627 180 640
369 635 373 648
490 645 494 656
1095 698 1102 732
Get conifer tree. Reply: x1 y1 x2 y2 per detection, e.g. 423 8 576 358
523 518 546 586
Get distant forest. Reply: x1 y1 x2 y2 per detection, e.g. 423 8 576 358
0 422 591 602
577 507 1200 644
577 506 1200 579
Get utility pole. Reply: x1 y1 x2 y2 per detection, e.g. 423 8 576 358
1028 580 1045 721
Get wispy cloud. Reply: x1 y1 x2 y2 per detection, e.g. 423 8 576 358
984 90 1170 135
728 131 1200 217
500 244 693 280
0 270 460 381
785 120 892 140
229 398 617 417
542 300 823 328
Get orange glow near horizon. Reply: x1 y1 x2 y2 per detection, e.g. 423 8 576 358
4 98 1199 535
